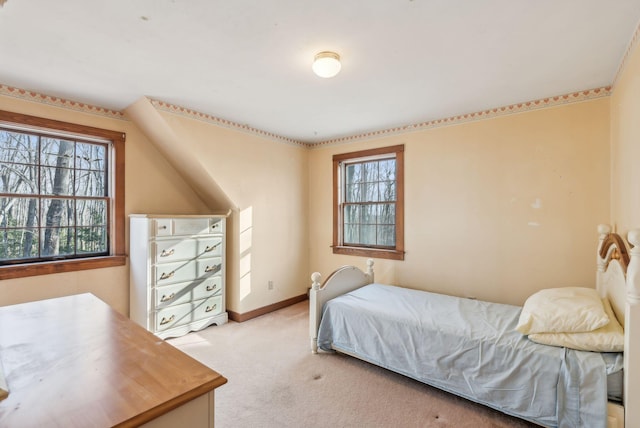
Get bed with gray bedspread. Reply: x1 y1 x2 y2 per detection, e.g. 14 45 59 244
317 283 623 428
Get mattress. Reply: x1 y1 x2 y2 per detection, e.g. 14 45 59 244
317 283 621 428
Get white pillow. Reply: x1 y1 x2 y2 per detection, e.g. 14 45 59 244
515 287 609 335
528 298 624 352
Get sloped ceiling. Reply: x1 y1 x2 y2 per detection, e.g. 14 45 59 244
125 97 236 211
1 1 639 143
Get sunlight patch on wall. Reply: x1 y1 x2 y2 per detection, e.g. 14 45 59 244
239 206 253 301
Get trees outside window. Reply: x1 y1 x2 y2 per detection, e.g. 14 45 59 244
333 145 404 261
0 110 125 279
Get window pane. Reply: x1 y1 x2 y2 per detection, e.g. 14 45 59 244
41 138 75 167
345 183 362 203
0 196 39 228
344 204 360 224
359 225 376 246
362 204 377 224
75 142 106 172
377 226 396 246
76 199 106 226
0 162 38 194
41 227 75 256
344 224 359 244
379 203 395 225
42 198 75 227
363 181 379 202
339 154 398 248
75 169 106 197
76 226 107 254
41 166 74 195
0 228 39 261
1 135 110 262
378 159 395 181
345 163 362 185
378 181 396 202
363 161 378 182
1 130 38 195
0 130 38 165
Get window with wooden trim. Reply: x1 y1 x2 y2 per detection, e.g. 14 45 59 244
333 144 404 260
0 110 126 279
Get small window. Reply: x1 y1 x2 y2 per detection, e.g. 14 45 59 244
333 145 404 260
0 110 126 278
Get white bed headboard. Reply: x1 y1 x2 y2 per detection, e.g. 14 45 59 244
309 259 374 353
596 224 640 426
597 224 630 325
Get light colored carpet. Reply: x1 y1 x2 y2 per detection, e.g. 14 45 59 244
168 301 536 428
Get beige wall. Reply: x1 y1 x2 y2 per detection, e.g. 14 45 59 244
0 95 210 315
0 80 616 316
309 99 610 306
611 37 640 235
124 101 310 315
158 111 310 314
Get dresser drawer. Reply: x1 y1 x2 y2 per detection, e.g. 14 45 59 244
197 257 223 277
155 295 223 332
154 260 197 285
154 238 197 263
154 237 222 264
155 302 194 331
209 218 225 235
193 295 224 319
155 276 223 307
173 218 211 236
152 217 224 237
154 218 173 236
154 257 222 285
198 237 223 257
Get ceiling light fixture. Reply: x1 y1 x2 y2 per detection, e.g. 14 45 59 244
312 51 341 78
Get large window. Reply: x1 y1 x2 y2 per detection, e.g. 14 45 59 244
333 145 404 260
0 110 125 279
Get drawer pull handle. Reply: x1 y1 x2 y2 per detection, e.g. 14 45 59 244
160 293 175 302
160 315 175 325
206 284 218 292
205 304 217 312
204 264 220 273
160 271 175 280
204 244 219 252
160 249 175 257
159 225 167 230
211 223 219 229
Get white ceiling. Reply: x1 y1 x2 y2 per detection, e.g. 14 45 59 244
1 1 639 143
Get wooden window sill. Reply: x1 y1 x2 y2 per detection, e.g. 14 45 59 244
333 246 405 261
0 255 127 280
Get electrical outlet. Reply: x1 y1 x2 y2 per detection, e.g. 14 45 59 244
268 280 274 290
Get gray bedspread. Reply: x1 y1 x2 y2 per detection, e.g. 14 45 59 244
317 283 615 428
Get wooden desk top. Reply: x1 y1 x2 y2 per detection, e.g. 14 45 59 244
0 293 227 427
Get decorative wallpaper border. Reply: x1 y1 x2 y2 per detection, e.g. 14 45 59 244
150 99 308 148
0 84 124 119
0 83 614 148
312 86 612 148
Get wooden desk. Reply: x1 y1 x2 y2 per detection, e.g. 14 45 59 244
0 293 227 427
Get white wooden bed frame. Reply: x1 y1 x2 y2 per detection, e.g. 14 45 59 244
310 225 640 428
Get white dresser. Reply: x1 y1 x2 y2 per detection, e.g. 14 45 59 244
129 214 228 339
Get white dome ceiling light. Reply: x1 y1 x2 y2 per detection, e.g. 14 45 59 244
312 51 341 78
